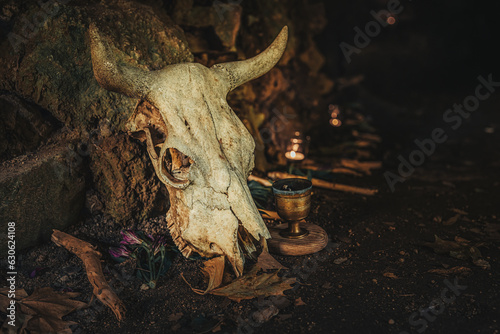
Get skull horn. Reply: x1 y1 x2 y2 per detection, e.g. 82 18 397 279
89 23 152 99
211 26 288 92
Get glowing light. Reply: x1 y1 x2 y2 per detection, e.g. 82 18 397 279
285 150 305 161
387 16 396 25
330 118 342 127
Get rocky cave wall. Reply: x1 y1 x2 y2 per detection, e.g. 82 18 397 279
0 0 331 249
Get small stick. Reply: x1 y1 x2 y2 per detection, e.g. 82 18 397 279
51 230 126 321
340 159 382 175
301 165 363 177
267 171 378 196
248 174 273 187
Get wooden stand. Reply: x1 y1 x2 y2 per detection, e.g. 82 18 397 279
267 221 328 256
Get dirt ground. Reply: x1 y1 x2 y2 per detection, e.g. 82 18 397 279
2 88 500 334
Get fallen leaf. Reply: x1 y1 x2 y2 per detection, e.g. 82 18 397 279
334 257 348 265
257 251 287 270
428 266 472 276
421 235 490 269
199 256 225 293
421 235 466 254
207 266 296 302
450 208 468 215
259 209 281 221
294 297 306 306
443 214 460 226
473 259 491 270
0 287 86 334
383 272 398 279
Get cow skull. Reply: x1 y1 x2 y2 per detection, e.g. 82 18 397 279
89 23 288 276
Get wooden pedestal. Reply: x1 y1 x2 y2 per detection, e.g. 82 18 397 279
267 222 328 256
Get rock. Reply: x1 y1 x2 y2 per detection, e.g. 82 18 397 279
0 93 59 162
0 0 193 223
0 143 85 252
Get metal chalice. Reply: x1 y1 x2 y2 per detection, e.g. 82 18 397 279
268 178 328 256
272 178 312 239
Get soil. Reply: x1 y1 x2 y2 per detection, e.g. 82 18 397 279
2 90 500 334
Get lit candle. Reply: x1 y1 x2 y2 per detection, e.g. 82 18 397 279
285 150 305 161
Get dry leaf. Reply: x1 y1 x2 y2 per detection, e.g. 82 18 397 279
427 266 472 276
421 235 490 269
294 297 306 306
443 214 460 226
207 266 296 302
259 210 281 221
196 256 225 294
334 257 348 265
383 272 398 279
257 251 287 270
450 208 468 215
0 287 86 334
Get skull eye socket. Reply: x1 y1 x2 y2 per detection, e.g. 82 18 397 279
129 100 192 188
162 148 192 181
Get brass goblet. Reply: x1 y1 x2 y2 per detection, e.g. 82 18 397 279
272 178 312 239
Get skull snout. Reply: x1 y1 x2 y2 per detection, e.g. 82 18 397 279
209 166 231 194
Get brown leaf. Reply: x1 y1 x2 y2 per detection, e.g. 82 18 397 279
207 266 296 302
421 235 465 254
450 208 468 215
428 266 472 276
257 251 287 270
443 214 460 226
383 272 399 279
0 287 86 334
421 235 490 269
199 256 225 293
294 297 306 306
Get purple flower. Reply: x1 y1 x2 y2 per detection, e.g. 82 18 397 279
109 245 132 258
29 267 44 278
153 236 166 255
120 230 142 245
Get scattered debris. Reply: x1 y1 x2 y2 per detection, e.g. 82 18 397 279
421 235 490 269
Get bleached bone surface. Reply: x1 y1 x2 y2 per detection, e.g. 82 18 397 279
89 23 288 275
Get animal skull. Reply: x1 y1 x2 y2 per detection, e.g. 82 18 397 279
89 23 288 276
